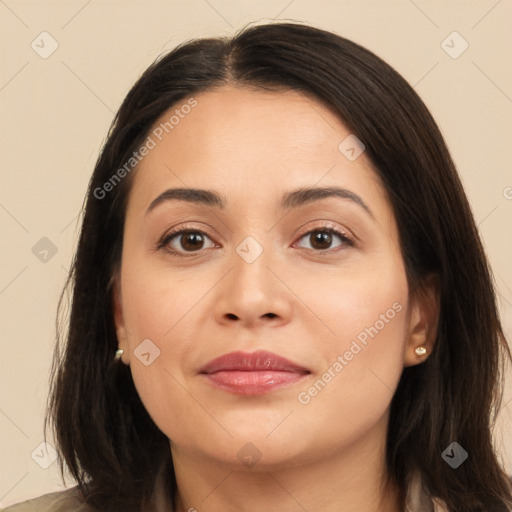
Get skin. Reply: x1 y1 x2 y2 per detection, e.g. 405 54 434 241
114 86 438 512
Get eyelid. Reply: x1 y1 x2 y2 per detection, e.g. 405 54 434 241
156 223 218 254
293 221 354 250
294 220 351 238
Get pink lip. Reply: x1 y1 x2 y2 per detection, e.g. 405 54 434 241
199 350 310 395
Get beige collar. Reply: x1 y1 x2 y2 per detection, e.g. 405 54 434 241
404 469 449 512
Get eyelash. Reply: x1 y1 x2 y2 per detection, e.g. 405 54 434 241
157 222 354 257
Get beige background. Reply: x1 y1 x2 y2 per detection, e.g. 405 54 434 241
1 0 511 506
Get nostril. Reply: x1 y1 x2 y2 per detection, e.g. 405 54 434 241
226 313 238 320
264 313 277 319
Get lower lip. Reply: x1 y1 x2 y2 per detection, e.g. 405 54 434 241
202 370 308 395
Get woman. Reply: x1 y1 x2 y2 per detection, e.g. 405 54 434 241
4 21 511 512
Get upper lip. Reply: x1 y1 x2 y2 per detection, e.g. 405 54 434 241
199 350 310 374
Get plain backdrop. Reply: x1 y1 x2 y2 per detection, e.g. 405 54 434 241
1 0 511 507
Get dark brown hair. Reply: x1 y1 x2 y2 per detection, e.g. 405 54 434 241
47 21 512 511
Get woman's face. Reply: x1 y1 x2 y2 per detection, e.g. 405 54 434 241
114 86 429 469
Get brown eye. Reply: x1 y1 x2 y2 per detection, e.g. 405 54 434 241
310 231 333 250
295 227 352 252
161 229 216 254
179 232 206 251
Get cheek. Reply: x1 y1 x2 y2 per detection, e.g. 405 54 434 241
292 249 409 352
119 275 196 441
294 267 408 435
118 252 221 441
291 256 409 414
120 244 213 347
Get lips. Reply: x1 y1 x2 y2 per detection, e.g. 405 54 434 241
199 350 310 395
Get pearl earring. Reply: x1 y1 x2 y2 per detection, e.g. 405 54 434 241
114 348 124 361
415 346 427 356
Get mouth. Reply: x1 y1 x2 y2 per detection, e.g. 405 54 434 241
199 350 311 395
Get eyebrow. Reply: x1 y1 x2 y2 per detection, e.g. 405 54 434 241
145 186 373 218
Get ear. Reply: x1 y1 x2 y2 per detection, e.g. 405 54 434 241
403 274 440 367
112 274 129 365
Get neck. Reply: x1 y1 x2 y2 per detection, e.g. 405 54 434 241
170 414 402 512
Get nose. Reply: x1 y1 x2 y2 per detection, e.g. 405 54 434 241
213 241 293 329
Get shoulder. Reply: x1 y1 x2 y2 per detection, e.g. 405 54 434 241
1 487 98 512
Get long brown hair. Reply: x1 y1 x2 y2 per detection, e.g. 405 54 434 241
47 21 512 511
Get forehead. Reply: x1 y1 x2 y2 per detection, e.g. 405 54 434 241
127 85 387 218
